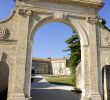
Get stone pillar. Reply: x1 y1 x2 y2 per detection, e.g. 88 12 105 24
24 41 33 100
86 17 102 100
7 54 17 100
12 48 27 100
6 47 26 100
81 45 90 100
104 67 107 100
11 9 32 100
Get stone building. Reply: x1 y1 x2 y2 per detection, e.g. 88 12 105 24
32 58 52 74
32 58 70 76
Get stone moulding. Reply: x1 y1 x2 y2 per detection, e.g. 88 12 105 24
43 0 103 5
0 40 17 45
19 0 104 9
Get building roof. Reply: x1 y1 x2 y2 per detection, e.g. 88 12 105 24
32 57 68 62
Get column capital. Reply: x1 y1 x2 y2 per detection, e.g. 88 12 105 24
18 9 32 17
86 16 102 25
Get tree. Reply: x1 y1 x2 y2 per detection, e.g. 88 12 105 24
65 33 81 85
101 19 110 32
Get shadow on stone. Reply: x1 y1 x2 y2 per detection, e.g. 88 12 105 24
0 52 9 100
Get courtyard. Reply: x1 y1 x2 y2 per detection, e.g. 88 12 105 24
31 75 81 100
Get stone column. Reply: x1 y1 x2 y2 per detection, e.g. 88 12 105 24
8 45 27 100
24 41 33 100
12 47 27 100
104 67 107 100
86 17 102 100
81 45 90 100
11 9 32 100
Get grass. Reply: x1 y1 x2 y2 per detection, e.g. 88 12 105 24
44 76 74 86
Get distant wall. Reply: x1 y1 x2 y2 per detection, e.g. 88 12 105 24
32 58 70 76
51 59 70 76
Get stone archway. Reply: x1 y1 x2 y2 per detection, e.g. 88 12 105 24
24 13 89 98
26 17 88 98
0 0 110 100
29 16 88 46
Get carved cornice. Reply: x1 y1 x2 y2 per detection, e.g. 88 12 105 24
45 0 103 8
17 0 104 9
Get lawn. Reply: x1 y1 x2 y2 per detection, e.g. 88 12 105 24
44 76 74 86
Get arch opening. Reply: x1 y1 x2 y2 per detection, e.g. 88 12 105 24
29 20 82 100
102 65 110 100
29 17 88 46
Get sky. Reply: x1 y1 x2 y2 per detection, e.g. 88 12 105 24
0 0 110 58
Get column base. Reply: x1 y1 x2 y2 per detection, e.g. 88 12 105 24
12 93 25 100
26 97 32 100
88 94 102 100
81 94 102 100
7 93 32 100
12 97 25 100
7 96 32 100
81 95 89 100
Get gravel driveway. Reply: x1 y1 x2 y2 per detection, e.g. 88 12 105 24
31 75 81 100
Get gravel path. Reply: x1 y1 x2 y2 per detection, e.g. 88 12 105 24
31 75 81 100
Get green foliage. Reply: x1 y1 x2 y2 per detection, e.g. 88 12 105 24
45 76 74 86
101 18 110 32
65 33 81 77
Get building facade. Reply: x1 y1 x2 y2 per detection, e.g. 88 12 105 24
32 58 70 76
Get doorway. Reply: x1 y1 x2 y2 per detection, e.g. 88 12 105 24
102 65 110 100
30 22 81 100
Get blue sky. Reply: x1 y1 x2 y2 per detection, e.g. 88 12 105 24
0 0 110 58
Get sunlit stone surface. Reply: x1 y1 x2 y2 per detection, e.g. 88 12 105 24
0 0 110 100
